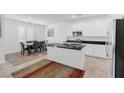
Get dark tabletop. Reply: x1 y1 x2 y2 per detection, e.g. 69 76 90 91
47 43 86 50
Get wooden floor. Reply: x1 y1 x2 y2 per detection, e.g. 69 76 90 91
3 52 109 78
11 59 85 78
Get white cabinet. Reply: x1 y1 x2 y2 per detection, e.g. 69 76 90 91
84 44 107 58
67 23 83 36
91 44 107 58
68 19 109 37
47 46 85 70
72 23 83 31
83 20 108 36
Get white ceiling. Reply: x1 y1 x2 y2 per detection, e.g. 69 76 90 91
5 14 108 25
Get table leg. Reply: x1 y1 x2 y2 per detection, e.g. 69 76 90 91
27 45 31 56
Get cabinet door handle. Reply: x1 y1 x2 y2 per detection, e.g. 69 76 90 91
106 31 109 57
105 43 109 57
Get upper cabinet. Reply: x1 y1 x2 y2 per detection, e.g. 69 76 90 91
83 20 108 36
67 23 83 36
72 23 83 31
67 19 109 37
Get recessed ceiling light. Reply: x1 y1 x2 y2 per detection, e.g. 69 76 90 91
72 15 76 18
72 14 83 19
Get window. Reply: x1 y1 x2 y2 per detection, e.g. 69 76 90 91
26 28 34 41
18 26 26 42
47 28 54 37
18 25 34 42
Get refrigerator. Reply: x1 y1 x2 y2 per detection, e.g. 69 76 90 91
115 19 124 78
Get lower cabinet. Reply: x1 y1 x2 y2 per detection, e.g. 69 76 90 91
84 44 107 58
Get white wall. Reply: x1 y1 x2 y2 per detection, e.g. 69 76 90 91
4 18 46 54
0 15 5 64
0 38 4 64
46 23 70 43
34 24 45 41
0 36 4 63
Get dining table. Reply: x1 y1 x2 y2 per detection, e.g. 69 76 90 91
23 40 47 55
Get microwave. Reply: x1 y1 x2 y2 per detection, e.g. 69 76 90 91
72 31 82 36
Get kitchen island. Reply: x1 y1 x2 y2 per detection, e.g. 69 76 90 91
47 43 86 70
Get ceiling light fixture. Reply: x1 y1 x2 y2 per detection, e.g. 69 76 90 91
72 14 83 19
72 15 76 18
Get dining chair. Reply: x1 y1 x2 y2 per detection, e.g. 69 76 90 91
39 41 45 52
33 41 39 52
20 42 28 55
44 40 48 51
